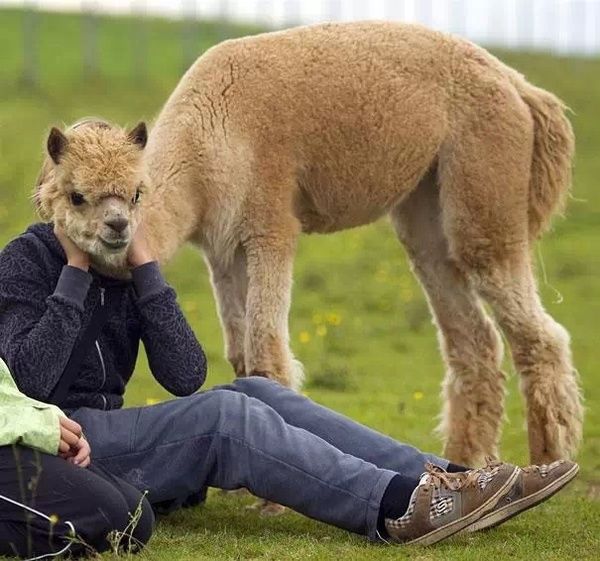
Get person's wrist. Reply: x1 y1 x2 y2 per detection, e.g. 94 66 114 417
68 257 89 271
130 252 153 269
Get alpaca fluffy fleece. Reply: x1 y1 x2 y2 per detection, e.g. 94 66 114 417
37 22 582 465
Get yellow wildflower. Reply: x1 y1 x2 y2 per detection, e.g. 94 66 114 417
326 313 342 326
312 313 323 325
299 331 311 344
413 391 424 401
316 325 328 337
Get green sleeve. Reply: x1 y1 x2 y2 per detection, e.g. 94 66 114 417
0 358 62 455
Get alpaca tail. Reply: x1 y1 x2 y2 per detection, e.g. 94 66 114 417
509 73 575 238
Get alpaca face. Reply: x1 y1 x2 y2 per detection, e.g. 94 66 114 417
35 120 148 269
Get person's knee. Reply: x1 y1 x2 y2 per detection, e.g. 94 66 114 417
87 490 131 551
128 494 154 549
78 484 153 553
95 477 154 551
232 375 280 396
201 389 248 429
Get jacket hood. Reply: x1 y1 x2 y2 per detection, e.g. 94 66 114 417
25 222 66 261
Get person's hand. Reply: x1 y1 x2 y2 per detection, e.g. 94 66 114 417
127 222 154 268
68 436 91 468
54 224 90 271
58 416 91 468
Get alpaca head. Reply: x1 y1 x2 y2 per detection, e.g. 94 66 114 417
35 118 148 275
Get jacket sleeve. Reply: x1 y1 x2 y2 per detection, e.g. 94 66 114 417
0 237 92 401
132 262 207 396
0 358 62 455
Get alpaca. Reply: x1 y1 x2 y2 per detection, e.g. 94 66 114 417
36 22 582 466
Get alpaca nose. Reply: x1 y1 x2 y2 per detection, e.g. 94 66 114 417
105 217 129 234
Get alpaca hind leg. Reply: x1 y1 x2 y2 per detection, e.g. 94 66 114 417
391 171 507 466
474 257 583 463
438 104 583 463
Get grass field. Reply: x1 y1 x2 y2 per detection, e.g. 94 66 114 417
0 8 599 560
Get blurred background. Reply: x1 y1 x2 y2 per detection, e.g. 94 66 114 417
0 2 598 559
3 0 600 88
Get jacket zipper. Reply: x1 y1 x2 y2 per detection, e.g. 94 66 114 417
96 287 108 410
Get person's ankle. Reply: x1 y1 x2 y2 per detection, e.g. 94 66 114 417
446 462 469 473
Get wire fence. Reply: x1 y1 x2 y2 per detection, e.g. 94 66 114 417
5 0 600 88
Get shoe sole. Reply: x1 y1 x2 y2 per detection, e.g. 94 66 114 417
405 466 521 546
464 463 579 533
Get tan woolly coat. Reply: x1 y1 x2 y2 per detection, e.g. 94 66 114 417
39 22 581 466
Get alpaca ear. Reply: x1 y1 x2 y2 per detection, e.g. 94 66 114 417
127 122 147 149
47 127 68 164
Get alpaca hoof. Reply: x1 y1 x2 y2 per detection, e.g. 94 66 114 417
229 356 247 377
220 488 250 497
246 499 286 517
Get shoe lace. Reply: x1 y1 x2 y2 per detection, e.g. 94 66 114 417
483 456 502 469
424 463 481 492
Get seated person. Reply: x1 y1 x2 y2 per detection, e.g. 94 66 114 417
0 358 154 559
0 206 579 547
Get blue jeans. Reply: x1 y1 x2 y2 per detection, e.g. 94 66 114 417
71 377 447 540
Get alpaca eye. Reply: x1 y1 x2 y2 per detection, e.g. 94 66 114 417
132 190 141 204
70 192 85 206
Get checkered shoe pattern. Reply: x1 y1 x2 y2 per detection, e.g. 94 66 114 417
430 494 454 519
464 459 579 533
383 461 521 545
386 460 502 529
386 472 427 530
477 466 500 490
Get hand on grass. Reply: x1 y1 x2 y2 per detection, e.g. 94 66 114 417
58 416 91 468
54 224 90 271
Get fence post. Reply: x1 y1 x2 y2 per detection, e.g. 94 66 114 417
21 1 39 88
82 0 99 79
132 0 148 83
181 0 198 71
218 0 232 40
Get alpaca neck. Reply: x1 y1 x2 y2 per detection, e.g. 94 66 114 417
140 175 199 265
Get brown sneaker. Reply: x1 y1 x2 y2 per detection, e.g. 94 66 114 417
383 462 520 546
464 459 579 532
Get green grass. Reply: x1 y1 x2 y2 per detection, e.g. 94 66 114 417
0 8 599 560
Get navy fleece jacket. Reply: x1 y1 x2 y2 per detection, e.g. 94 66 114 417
0 223 207 411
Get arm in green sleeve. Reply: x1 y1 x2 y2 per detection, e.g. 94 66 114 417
0 358 62 456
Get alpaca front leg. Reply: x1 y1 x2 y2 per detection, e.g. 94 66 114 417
206 247 248 377
243 233 301 390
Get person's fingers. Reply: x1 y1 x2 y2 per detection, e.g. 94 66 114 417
71 439 91 467
58 440 70 455
60 427 80 449
59 416 82 437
